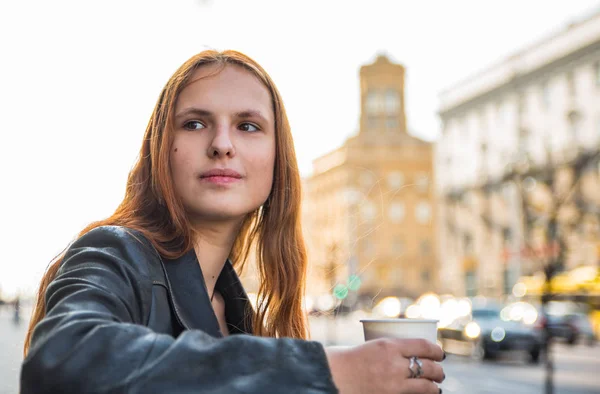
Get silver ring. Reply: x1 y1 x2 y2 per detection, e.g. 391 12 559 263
408 356 424 378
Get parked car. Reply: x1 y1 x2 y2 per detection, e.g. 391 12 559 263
543 312 597 346
438 306 544 363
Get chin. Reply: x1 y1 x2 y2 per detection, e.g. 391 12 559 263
190 204 258 222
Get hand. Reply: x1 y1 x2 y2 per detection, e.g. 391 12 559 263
325 338 445 394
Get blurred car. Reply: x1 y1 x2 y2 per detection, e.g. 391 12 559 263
543 312 597 346
438 306 543 363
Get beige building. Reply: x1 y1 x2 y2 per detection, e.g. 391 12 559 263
436 10 600 297
303 55 438 304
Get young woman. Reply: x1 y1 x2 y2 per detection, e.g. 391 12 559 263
21 50 445 394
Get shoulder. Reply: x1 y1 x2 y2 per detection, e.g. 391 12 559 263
61 225 163 282
73 225 148 248
45 225 163 328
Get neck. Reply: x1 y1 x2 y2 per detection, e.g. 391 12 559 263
191 218 244 297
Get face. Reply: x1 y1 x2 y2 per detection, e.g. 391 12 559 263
170 64 276 224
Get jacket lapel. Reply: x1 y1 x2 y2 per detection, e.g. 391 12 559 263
218 260 255 335
162 249 222 337
162 250 254 337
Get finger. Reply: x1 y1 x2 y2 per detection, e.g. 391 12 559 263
418 359 445 383
401 357 445 383
396 338 444 362
402 378 441 394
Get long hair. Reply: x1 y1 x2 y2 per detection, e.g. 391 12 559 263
24 50 308 355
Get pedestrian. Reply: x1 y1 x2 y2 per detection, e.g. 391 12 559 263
13 295 20 324
21 50 445 394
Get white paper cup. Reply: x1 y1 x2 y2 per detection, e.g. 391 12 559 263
360 318 439 343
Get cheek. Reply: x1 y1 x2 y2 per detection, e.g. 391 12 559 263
169 151 182 181
170 146 196 185
248 153 275 196
263 155 276 197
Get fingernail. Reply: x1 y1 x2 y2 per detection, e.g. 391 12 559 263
443 351 447 361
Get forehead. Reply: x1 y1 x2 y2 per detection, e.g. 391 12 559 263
176 64 273 119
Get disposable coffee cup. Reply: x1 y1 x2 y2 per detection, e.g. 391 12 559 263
360 319 438 343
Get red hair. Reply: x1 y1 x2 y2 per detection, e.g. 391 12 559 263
24 50 308 355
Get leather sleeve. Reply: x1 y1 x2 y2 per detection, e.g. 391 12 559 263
21 226 338 394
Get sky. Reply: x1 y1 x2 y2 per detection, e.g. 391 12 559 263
1 0 599 298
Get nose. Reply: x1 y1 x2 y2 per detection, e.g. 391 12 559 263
207 125 236 158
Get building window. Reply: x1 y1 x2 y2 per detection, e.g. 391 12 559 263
387 171 404 189
366 90 383 114
495 101 505 124
392 237 404 255
566 71 576 97
360 171 375 187
517 92 527 116
367 116 378 129
477 109 486 129
388 202 405 223
386 117 398 129
385 89 400 114
415 173 429 193
541 82 551 109
415 202 432 224
420 240 431 256
361 200 377 221
460 117 469 138
366 90 377 113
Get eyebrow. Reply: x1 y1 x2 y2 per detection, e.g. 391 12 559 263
175 107 270 123
235 110 269 123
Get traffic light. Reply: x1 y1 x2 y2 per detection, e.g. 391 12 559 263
333 284 349 300
348 274 362 291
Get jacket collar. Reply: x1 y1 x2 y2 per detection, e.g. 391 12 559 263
216 259 255 335
161 248 253 337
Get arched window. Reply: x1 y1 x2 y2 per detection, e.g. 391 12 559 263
385 89 400 114
387 171 404 189
388 202 405 223
415 202 432 224
366 90 382 114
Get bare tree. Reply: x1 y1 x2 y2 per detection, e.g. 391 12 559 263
507 147 600 394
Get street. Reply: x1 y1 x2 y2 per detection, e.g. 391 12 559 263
1 308 598 394
309 314 600 394
0 306 27 394
440 349 599 394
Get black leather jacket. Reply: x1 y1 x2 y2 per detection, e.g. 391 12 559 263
21 226 338 394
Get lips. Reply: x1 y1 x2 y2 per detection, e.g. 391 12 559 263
199 168 243 179
198 168 243 185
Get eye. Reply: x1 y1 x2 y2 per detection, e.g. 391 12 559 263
183 120 205 130
239 123 259 132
